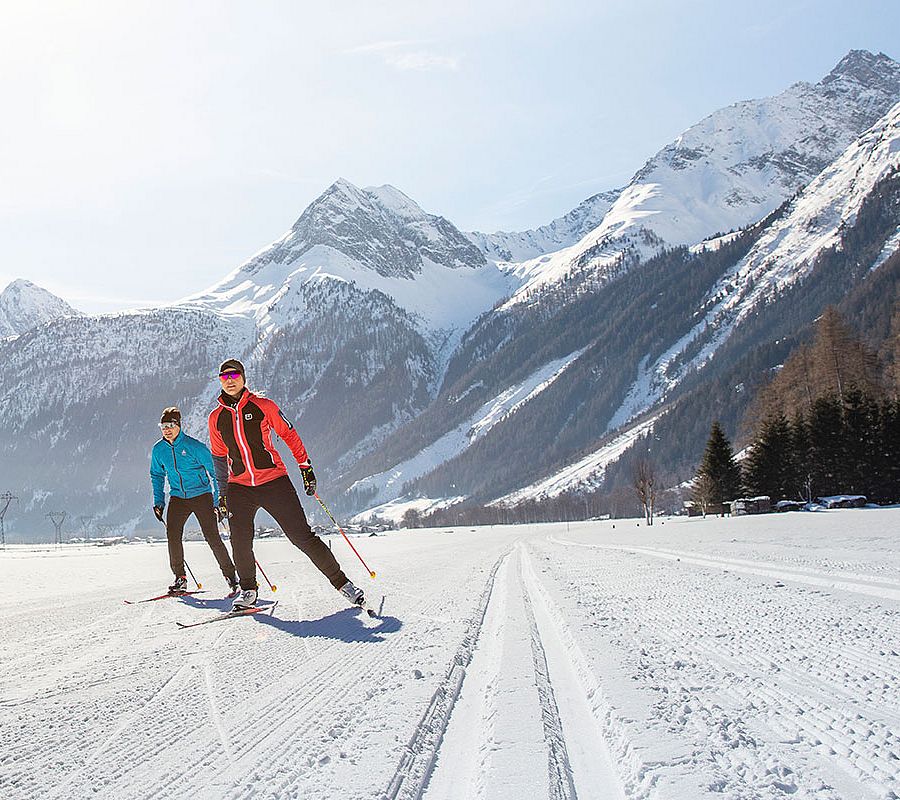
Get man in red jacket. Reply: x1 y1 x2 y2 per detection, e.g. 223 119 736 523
208 358 365 611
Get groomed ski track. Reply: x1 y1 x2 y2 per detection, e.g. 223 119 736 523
1 509 899 799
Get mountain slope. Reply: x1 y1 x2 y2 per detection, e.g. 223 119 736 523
466 189 623 262
0 279 80 338
347 99 900 516
503 50 900 305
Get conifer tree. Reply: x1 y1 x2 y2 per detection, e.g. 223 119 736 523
789 414 812 502
743 414 794 500
808 395 845 497
842 389 878 495
694 421 742 513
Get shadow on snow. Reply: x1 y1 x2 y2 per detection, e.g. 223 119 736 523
180 594 402 642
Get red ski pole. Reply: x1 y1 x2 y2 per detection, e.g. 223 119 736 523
314 493 376 579
255 559 277 592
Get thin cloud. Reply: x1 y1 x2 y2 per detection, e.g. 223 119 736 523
344 39 460 72
385 52 460 72
342 40 425 55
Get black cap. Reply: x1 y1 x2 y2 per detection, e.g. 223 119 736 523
218 359 245 377
160 406 181 425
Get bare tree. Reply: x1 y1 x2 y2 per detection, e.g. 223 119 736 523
633 459 657 525
691 472 716 518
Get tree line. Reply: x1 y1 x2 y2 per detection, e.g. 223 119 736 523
695 306 900 509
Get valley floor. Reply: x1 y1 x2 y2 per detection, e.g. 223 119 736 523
1 509 898 799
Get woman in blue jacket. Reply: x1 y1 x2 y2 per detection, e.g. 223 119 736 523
150 407 238 594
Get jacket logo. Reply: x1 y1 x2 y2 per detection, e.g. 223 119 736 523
181 450 187 455
244 413 253 420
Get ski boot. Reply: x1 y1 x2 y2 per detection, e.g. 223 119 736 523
231 589 258 611
339 580 364 606
168 575 188 594
225 575 239 596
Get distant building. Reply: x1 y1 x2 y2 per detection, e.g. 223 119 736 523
730 496 772 516
683 500 730 517
775 500 805 512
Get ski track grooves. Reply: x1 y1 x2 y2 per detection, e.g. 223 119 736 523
520 543 629 800
141 600 389 800
46 661 194 800
549 536 900 602
382 550 510 800
518 544 578 800
543 534 899 797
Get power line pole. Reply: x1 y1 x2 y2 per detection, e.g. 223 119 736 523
79 515 94 540
47 511 67 546
0 492 18 548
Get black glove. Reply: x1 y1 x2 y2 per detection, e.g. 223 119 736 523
216 497 228 523
300 464 317 496
153 505 165 523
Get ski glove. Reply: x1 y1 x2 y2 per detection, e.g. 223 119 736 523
300 464 317 496
153 505 165 523
216 498 228 524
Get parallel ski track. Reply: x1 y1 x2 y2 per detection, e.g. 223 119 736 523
541 535 899 798
141 605 395 799
133 558 512 800
382 550 510 800
549 536 900 602
519 544 629 800
517 545 578 800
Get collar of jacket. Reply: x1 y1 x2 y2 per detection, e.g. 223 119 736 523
219 387 248 409
166 430 185 446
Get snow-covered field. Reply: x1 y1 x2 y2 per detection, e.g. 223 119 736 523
2 509 898 800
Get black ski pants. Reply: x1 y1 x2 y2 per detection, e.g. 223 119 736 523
226 475 347 591
166 492 236 581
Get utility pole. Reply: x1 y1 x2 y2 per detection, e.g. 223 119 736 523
46 511 67 546
0 492 18 548
79 515 93 540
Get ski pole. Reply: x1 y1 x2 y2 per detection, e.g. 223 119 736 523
314 493 377 579
255 559 277 592
184 560 203 590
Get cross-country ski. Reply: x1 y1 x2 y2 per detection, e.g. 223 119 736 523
176 600 279 629
122 590 205 605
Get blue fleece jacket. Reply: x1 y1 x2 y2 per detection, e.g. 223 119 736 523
150 431 219 507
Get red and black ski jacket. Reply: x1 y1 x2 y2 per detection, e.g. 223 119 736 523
208 389 310 491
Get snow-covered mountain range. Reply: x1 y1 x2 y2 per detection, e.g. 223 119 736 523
501 49 900 305
184 179 516 347
465 188 623 263
0 279 79 338
2 50 899 537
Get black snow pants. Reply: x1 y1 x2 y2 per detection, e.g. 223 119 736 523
226 475 347 591
166 492 236 581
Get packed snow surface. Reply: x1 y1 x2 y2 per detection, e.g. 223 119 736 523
2 508 898 799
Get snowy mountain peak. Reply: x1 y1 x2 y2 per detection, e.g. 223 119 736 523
232 178 486 283
0 279 79 337
186 179 509 338
501 49 900 306
823 49 900 90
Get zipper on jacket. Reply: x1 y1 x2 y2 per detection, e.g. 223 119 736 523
169 441 186 494
230 403 257 486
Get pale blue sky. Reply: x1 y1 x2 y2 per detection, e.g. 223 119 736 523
0 0 897 311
